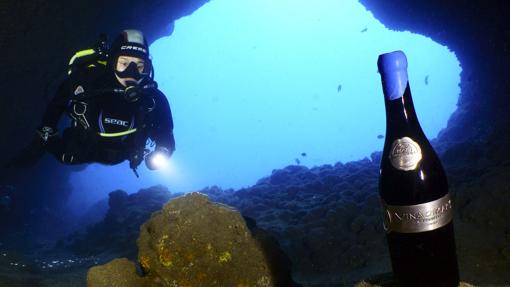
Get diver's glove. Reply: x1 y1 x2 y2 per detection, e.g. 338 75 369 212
36 126 58 144
145 146 171 170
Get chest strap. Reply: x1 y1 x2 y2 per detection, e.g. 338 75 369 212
98 129 137 137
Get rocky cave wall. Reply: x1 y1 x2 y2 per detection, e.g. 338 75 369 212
359 0 510 146
0 0 508 228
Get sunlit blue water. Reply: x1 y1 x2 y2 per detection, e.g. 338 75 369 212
68 0 461 210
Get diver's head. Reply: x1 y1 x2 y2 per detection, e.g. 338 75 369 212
115 55 146 86
110 29 151 87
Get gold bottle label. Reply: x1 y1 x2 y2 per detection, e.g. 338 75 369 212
381 193 453 233
389 137 422 171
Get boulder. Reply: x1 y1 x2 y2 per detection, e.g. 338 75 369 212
87 192 294 287
87 258 144 287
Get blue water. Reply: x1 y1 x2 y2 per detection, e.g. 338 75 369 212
68 0 461 210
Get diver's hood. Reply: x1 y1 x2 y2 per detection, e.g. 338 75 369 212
110 30 150 60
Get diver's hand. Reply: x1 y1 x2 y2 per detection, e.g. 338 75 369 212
36 126 58 144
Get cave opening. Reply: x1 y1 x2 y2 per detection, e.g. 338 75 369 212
68 0 461 209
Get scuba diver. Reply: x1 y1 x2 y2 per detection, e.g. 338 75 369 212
6 29 175 177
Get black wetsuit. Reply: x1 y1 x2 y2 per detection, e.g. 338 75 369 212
41 67 175 166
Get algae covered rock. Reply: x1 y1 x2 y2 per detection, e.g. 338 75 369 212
87 192 293 287
87 258 143 287
137 192 278 286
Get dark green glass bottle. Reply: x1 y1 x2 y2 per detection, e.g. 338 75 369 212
377 50 460 286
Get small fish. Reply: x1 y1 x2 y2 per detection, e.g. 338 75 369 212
337 84 342 93
425 75 429 85
361 27 368 33
377 134 384 139
301 152 307 157
295 158 301 165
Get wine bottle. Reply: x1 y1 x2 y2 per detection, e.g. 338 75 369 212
377 50 460 286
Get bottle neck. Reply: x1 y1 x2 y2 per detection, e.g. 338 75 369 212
384 83 421 133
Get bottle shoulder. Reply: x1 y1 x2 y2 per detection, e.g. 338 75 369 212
380 135 448 205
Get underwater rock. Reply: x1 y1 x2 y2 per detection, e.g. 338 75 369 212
76 197 109 229
270 169 292 185
88 192 294 287
108 190 129 214
87 258 143 287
